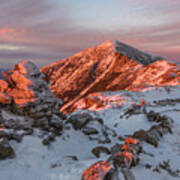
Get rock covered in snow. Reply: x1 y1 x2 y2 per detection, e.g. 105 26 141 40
0 60 64 150
0 60 63 125
82 137 141 180
82 160 114 180
67 112 116 144
0 137 15 160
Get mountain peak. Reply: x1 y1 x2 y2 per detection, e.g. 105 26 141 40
41 41 179 113
97 40 115 47
98 40 163 65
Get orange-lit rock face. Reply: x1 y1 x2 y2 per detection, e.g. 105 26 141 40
41 40 180 113
0 60 63 131
7 88 35 106
82 161 112 180
11 71 32 90
0 92 11 104
0 80 9 92
1 60 37 106
70 92 128 112
122 144 133 152
125 138 139 145
117 151 133 162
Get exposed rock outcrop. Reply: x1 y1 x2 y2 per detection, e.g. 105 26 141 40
41 40 180 113
67 112 116 144
0 60 63 130
0 60 64 155
81 110 174 180
0 137 15 160
82 137 141 180
133 111 173 147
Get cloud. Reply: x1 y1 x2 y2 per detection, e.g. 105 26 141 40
0 0 179 68
0 28 16 35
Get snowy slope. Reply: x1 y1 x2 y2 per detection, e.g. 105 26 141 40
0 86 180 180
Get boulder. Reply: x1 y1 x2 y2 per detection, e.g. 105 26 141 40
82 161 113 180
67 112 112 144
92 146 111 158
0 138 15 160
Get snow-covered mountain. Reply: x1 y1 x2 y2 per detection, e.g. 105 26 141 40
41 40 180 113
0 41 180 180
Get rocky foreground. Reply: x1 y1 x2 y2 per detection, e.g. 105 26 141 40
0 41 180 180
0 76 179 179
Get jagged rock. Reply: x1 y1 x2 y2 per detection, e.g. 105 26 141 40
111 139 141 158
65 155 78 161
42 132 55 146
133 112 173 147
0 138 15 160
107 138 141 170
112 151 139 168
67 113 94 130
33 117 50 130
110 144 140 169
50 115 63 130
0 80 8 92
82 161 113 180
6 131 23 143
82 137 141 179
2 60 62 113
123 105 142 118
103 169 120 180
82 127 99 135
0 60 65 148
155 160 180 177
0 110 33 131
67 112 112 144
160 122 173 134
110 144 123 155
154 98 180 106
92 146 111 158
0 60 64 131
0 92 11 104
133 129 158 147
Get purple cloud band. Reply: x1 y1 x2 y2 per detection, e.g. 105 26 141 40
0 0 179 68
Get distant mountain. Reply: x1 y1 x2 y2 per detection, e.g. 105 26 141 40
41 40 180 113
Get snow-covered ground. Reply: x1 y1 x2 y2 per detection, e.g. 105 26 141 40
0 86 180 180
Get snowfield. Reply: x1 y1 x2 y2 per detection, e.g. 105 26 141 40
0 86 180 180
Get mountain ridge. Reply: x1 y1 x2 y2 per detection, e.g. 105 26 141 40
41 40 180 113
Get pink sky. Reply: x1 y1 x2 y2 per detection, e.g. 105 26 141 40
0 0 180 68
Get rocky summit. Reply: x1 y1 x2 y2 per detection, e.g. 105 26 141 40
41 40 180 113
0 60 64 159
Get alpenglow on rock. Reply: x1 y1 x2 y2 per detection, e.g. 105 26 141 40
0 60 63 130
41 40 180 113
